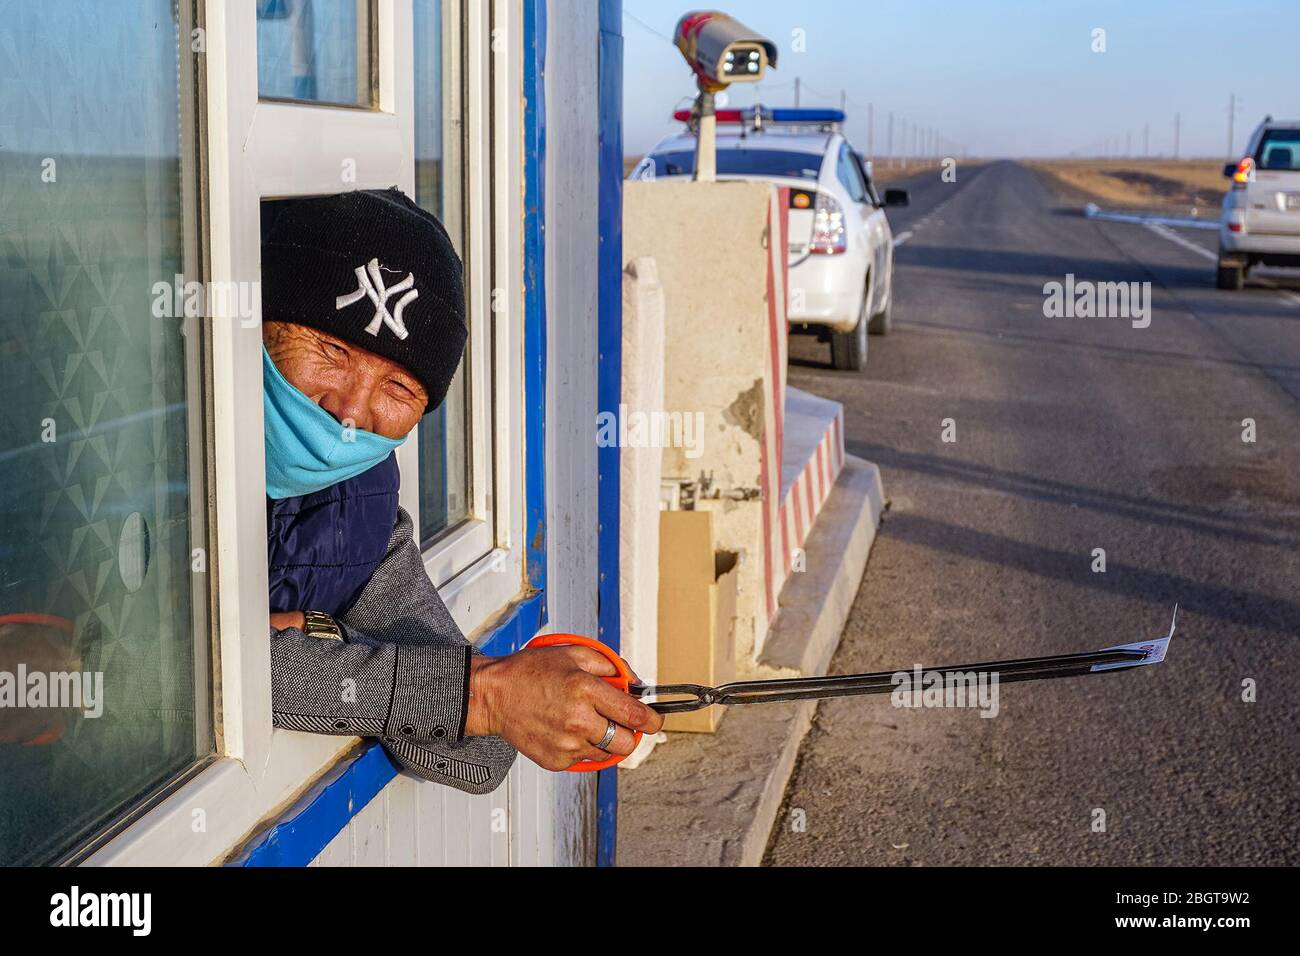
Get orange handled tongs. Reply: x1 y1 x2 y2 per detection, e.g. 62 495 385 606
531 607 1176 772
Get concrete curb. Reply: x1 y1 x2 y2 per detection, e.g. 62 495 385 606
617 455 885 867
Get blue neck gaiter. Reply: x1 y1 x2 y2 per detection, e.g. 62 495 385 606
263 346 406 500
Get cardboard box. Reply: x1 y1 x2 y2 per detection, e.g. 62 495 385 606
657 510 739 733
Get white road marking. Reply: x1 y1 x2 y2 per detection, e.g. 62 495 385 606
1145 222 1300 306
1144 222 1215 261
888 172 980 249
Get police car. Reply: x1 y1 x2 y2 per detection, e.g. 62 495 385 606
630 107 908 370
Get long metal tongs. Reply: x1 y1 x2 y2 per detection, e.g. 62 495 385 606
632 606 1178 715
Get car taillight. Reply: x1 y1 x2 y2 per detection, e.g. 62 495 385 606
1232 157 1254 188
810 192 846 254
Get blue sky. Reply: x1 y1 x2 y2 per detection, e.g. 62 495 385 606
623 0 1300 159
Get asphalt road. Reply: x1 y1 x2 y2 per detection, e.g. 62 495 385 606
767 160 1300 866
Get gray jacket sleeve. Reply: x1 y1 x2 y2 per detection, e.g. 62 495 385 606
269 507 517 795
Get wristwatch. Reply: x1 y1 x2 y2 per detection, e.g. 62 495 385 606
302 609 343 641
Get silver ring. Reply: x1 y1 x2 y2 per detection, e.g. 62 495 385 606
595 720 617 751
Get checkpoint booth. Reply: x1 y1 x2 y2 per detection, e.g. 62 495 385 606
0 0 626 867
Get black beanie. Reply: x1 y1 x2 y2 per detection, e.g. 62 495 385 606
260 187 466 413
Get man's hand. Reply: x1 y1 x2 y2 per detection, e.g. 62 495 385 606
465 645 664 771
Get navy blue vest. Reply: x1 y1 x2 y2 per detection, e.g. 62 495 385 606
267 453 400 617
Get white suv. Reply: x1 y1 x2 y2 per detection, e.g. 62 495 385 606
1218 117 1300 290
630 108 908 370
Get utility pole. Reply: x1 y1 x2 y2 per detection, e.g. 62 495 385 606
887 111 894 167
1126 130 1131 157
840 89 846 112
1143 123 1149 159
1174 112 1181 160
1227 93 1236 157
794 76 800 108
867 102 874 160
900 119 907 169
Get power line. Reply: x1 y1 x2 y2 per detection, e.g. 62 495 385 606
623 9 675 45
797 79 839 103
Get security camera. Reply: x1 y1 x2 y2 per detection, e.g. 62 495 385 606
674 11 778 91
673 11 778 182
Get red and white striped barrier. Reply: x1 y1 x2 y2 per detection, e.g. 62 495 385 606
758 188 847 639
775 395 845 596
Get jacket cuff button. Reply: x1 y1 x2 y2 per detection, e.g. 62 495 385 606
400 724 415 736
432 726 447 738
434 759 449 772
333 719 350 731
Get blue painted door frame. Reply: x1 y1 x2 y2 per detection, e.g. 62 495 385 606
595 0 624 868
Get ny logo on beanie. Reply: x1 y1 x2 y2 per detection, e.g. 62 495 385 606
336 257 418 340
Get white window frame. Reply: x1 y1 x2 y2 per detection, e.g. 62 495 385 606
419 0 525 634
86 0 528 865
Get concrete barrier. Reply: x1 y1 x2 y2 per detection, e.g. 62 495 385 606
623 180 789 669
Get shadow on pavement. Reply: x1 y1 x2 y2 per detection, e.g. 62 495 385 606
869 509 1300 635
847 439 1300 555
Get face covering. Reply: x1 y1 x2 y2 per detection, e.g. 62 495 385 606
263 345 406 500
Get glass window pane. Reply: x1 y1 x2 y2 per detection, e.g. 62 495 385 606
257 0 374 107
414 0 470 545
0 1 211 865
